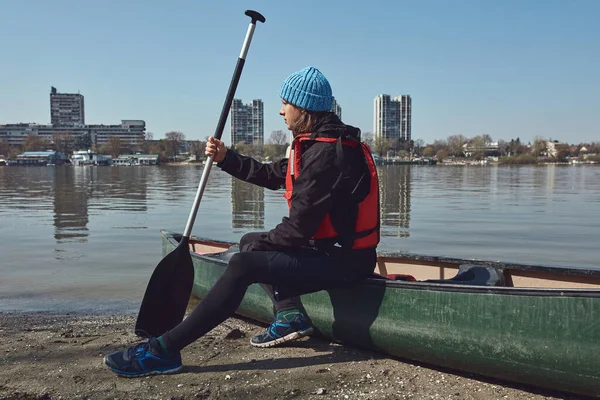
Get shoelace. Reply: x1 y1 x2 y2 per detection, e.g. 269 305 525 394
132 341 151 357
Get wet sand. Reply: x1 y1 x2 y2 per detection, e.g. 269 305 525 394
0 312 581 400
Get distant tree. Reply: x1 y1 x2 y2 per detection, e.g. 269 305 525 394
388 138 400 152
233 141 249 156
422 146 434 157
555 149 569 162
399 139 413 152
52 132 74 154
508 137 526 155
23 134 47 151
247 144 262 159
497 140 510 156
469 135 486 160
531 136 548 157
431 139 448 155
447 134 467 157
412 139 425 156
373 134 391 157
189 140 206 161
165 131 185 159
147 141 169 163
8 146 21 159
267 130 289 145
0 139 9 156
106 137 122 158
436 149 449 162
471 135 485 150
74 133 92 151
140 131 154 153
263 144 287 161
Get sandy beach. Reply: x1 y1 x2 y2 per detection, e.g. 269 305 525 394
0 312 581 400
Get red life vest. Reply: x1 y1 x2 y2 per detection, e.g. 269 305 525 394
284 133 380 250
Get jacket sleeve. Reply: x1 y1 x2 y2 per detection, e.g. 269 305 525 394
217 149 287 190
246 144 342 251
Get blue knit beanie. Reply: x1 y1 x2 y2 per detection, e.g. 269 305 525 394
279 66 333 112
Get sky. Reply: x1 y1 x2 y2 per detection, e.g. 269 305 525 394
0 0 599 145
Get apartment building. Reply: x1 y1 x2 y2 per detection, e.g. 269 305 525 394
230 99 264 145
374 94 411 143
50 87 85 126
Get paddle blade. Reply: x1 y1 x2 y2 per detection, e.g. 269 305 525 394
135 238 194 338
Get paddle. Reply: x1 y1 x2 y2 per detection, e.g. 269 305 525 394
135 10 266 338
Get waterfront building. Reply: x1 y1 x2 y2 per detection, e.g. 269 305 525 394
13 151 67 166
331 97 342 119
462 141 500 157
545 140 570 158
112 154 159 166
374 94 411 143
230 99 264 145
0 120 145 150
50 87 85 126
71 150 112 166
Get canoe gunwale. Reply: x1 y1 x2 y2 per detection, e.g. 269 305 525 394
161 231 600 298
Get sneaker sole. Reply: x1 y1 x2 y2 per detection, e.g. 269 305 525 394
250 327 314 348
104 356 183 378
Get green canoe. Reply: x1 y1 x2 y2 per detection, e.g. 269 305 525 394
161 230 600 398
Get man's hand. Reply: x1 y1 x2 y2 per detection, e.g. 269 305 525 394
205 137 227 163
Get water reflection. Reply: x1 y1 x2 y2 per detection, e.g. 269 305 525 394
378 165 411 238
53 167 91 242
92 167 149 212
231 177 265 229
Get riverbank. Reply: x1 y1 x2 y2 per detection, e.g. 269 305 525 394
0 312 578 400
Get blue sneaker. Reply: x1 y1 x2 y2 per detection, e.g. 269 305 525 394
104 338 182 377
251 313 314 348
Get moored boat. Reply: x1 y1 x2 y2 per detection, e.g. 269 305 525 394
161 230 600 398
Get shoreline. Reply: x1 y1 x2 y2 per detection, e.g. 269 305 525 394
0 311 579 400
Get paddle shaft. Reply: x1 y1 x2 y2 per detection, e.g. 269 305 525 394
183 11 265 238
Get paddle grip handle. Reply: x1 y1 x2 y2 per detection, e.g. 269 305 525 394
212 11 264 141
245 10 266 24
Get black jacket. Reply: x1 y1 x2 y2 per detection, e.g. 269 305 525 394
218 113 376 263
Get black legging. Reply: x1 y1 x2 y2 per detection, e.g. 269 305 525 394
161 233 357 352
242 232 303 315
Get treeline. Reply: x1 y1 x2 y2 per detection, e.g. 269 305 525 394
2 130 598 165
360 133 600 163
142 129 289 163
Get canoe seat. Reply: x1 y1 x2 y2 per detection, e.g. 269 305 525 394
427 264 505 287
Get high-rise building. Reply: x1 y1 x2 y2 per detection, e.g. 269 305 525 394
331 97 342 119
50 87 85 126
374 94 411 143
230 99 264 145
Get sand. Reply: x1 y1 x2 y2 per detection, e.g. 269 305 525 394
0 312 580 400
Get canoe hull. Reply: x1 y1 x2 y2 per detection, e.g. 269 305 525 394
161 231 600 397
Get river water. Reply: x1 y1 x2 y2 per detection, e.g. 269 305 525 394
0 165 598 313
